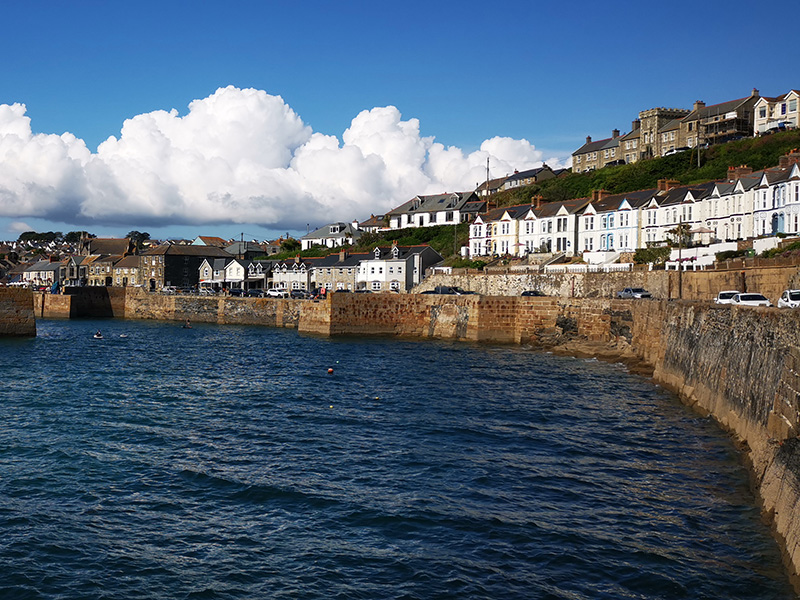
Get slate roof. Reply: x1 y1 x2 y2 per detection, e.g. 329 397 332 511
505 166 554 185
114 255 140 269
682 96 754 122
572 137 620 156
84 238 133 256
143 244 233 258
387 191 479 216
301 222 362 241
476 176 509 194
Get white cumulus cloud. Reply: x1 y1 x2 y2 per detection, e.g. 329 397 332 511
0 86 559 232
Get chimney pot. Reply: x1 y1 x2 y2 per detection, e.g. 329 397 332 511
586 135 592 144
612 129 620 139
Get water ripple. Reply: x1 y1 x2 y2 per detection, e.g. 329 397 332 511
0 319 793 599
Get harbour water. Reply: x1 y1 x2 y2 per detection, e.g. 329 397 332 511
0 319 794 599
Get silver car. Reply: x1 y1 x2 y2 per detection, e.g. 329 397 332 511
617 287 651 299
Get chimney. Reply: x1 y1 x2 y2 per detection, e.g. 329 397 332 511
693 100 706 112
779 149 800 168
632 119 641 131
612 129 620 139
351 220 359 231
657 179 681 192
591 189 610 201
728 165 753 180
339 249 348 261
586 135 592 144
294 254 301 264
752 87 760 98
532 195 543 209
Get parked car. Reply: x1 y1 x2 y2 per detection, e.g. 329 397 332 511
161 286 177 295
431 285 475 295
354 289 373 294
731 293 772 307
617 287 651 299
778 290 800 308
198 287 217 296
228 288 245 297
521 290 546 297
290 289 310 299
246 288 266 297
714 290 740 304
266 288 289 298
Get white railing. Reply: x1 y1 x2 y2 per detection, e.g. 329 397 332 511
544 263 633 274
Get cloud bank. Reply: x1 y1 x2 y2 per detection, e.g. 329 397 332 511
0 86 557 231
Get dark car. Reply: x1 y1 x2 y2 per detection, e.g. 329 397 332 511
290 289 310 299
521 290 546 297
246 288 266 297
228 288 246 297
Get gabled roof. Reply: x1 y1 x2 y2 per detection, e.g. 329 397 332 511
682 95 756 122
359 215 385 229
114 255 140 268
192 236 228 247
505 166 554 184
364 244 443 261
301 222 362 241
387 191 479 216
476 176 509 193
84 238 133 256
142 244 233 258
659 118 682 133
572 136 620 156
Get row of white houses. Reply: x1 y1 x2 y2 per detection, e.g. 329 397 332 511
468 153 800 263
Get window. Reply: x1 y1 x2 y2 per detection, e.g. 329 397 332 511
390 280 400 291
790 99 798 112
371 281 381 291
781 103 787 116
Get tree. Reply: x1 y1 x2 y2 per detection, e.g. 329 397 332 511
127 231 151 250
280 238 300 253
667 223 691 248
64 231 95 244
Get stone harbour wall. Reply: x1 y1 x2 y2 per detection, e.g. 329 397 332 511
419 263 800 302
0 287 36 337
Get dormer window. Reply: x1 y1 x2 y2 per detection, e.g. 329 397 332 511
374 247 381 259
391 246 399 258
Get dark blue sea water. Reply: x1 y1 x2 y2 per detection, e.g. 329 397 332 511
0 318 794 599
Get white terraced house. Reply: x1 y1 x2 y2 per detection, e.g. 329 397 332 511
466 149 800 261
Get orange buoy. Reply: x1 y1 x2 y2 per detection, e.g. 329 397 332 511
327 368 334 374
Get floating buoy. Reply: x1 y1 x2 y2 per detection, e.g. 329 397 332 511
327 368 334 374
329 405 333 409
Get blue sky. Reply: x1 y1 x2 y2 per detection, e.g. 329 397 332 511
0 0 793 242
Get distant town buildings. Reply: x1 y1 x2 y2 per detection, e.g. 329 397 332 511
573 88 765 171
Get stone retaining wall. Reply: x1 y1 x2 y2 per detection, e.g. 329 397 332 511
418 264 800 302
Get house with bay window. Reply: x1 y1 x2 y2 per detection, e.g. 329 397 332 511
578 190 653 262
754 90 800 134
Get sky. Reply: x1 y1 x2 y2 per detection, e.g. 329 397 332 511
0 0 794 243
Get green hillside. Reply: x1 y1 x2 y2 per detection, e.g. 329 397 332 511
493 129 800 208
